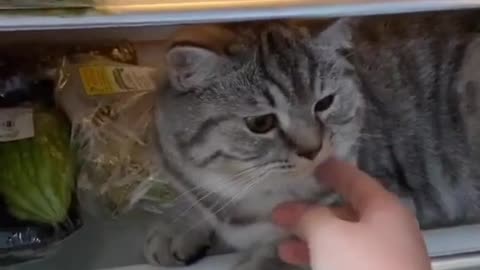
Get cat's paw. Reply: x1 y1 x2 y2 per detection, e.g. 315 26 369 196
144 224 214 266
170 228 213 264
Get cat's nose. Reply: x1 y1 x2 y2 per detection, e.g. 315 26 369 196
297 144 322 160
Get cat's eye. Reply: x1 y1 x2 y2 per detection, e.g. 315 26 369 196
314 95 335 112
244 114 277 134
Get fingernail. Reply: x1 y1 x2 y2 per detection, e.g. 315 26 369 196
315 157 335 175
314 157 347 184
272 202 309 228
278 239 310 265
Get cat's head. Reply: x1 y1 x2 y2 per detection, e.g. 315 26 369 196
157 19 364 191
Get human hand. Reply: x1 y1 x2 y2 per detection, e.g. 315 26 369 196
273 158 431 270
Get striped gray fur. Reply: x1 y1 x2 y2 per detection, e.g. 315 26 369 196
148 11 480 268
350 12 480 228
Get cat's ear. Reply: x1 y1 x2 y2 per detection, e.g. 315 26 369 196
166 45 227 91
314 18 353 49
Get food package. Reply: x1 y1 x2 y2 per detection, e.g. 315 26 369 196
0 66 81 266
55 43 175 216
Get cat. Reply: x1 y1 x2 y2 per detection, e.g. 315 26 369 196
146 10 480 270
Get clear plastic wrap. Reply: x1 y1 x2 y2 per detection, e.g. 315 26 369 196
55 43 175 216
0 61 82 266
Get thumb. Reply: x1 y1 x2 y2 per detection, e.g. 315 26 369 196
315 158 398 216
273 202 350 240
296 206 346 240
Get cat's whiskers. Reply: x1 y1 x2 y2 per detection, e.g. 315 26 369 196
208 165 273 215
167 185 208 206
209 162 294 219
172 177 250 223
169 164 271 205
200 164 276 220
210 168 272 218
175 171 265 237
177 162 289 237
172 163 277 223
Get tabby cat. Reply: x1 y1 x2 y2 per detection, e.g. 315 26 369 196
146 10 480 270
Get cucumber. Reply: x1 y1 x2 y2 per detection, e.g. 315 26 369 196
0 107 76 225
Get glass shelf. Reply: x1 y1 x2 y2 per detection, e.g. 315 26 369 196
0 0 479 31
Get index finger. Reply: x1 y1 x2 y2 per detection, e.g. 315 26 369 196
315 158 397 214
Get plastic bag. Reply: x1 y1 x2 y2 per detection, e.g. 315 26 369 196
0 64 82 266
55 43 174 216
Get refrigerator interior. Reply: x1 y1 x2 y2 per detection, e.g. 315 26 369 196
1 10 480 270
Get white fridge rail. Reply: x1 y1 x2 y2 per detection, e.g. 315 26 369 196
99 224 480 270
1 0 480 31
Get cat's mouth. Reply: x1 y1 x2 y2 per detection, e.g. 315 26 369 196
313 133 333 164
299 131 332 162
290 132 333 177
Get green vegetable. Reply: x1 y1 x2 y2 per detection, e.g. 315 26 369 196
0 107 75 225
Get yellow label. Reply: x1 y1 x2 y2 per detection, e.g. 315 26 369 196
79 65 156 96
